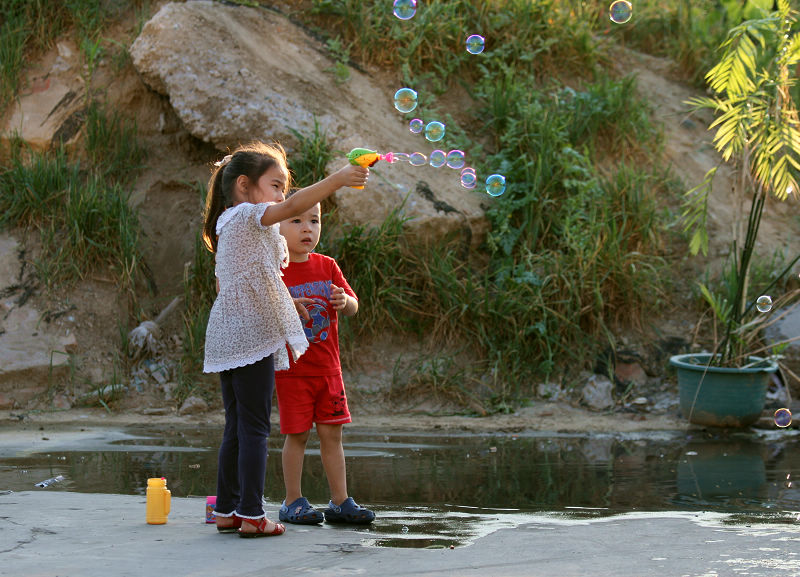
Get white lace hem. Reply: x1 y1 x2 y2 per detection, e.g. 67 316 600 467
286 336 309 364
204 341 294 374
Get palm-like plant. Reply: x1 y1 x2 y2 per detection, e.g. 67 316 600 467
683 0 800 367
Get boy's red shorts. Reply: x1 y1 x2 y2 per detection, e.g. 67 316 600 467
275 373 352 434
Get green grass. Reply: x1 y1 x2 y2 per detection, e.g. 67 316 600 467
0 102 148 299
85 101 148 183
255 36 671 407
308 0 600 94
179 225 217 404
608 0 733 86
1 0 715 409
288 117 334 188
0 0 149 109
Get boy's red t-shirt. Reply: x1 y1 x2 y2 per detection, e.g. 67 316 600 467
276 252 357 377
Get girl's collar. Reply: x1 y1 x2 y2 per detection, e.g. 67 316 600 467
216 203 248 234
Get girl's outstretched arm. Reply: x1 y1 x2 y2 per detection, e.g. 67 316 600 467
261 164 368 227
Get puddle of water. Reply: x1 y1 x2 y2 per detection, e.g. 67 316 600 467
1 426 798 548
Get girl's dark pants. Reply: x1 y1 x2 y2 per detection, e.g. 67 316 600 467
216 355 274 518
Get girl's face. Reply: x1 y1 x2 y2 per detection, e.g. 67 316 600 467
248 164 288 204
279 203 321 262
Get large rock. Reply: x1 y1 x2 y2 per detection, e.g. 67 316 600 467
130 1 487 245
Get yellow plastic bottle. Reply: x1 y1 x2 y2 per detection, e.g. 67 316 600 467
146 477 171 524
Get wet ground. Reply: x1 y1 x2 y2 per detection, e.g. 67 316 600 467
1 424 798 549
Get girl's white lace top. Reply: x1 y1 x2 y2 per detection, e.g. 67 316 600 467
203 202 308 373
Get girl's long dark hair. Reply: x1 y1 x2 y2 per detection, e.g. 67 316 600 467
202 141 290 253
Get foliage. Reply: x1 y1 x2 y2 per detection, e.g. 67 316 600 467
0 0 122 108
0 102 149 300
280 1 673 405
308 0 600 94
288 118 333 188
179 223 217 404
683 0 800 366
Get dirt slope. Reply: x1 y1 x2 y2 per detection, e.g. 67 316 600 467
1 3 797 425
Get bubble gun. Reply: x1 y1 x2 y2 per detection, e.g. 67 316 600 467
347 148 400 189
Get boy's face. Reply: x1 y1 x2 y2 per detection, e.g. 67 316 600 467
280 203 321 262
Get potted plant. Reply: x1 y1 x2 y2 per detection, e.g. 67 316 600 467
673 0 800 427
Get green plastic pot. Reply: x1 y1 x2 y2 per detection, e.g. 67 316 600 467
669 353 778 427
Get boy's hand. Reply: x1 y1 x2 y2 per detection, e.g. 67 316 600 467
330 284 348 311
293 297 314 321
334 164 369 189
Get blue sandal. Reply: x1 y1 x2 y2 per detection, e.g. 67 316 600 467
323 497 375 524
279 497 324 525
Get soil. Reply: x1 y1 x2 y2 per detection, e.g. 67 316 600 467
1 2 798 434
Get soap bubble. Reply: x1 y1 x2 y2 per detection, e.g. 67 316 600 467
393 0 416 20
485 174 506 196
466 34 485 54
424 121 446 142
755 295 773 313
409 152 427 166
393 88 418 113
429 150 446 168
446 150 465 169
460 166 476 176
609 0 632 24
774 408 793 428
460 171 477 189
391 152 410 163
409 118 424 134
401 525 409 533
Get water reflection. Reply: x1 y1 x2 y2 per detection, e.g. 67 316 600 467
1 427 798 517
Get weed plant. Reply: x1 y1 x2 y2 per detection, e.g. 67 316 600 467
288 118 333 188
281 1 675 406
0 0 117 108
85 101 148 183
609 0 738 86
308 0 600 93
179 227 217 403
0 103 148 300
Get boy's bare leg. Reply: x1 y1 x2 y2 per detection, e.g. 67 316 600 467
282 430 311 504
317 423 348 505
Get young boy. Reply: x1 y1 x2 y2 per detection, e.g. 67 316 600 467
275 202 375 525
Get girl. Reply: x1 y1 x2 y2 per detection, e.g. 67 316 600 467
202 141 368 538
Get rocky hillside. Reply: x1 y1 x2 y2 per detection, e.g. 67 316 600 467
1 0 797 413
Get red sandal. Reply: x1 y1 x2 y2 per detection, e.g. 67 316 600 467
238 516 285 538
216 514 242 533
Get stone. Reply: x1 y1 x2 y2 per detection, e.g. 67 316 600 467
614 361 648 386
161 381 177 401
581 374 615 411
52 394 72 410
130 1 486 248
178 395 209 415
60 333 78 354
79 384 128 404
140 407 173 415
2 39 84 151
536 382 561 400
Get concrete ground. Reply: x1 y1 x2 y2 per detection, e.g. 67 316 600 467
2 491 799 577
